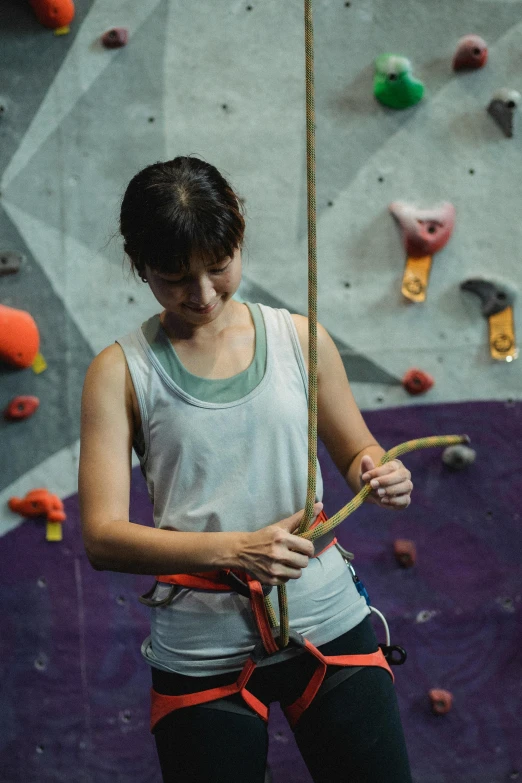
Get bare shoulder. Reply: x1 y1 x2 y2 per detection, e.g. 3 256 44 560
85 343 126 384
82 343 139 431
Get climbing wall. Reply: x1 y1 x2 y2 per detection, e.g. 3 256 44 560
1 1 521 781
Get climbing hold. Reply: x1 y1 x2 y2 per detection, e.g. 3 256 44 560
101 28 129 48
453 35 488 70
0 304 40 369
402 368 434 395
373 54 424 110
487 88 520 138
393 539 416 568
4 395 40 421
461 278 518 361
390 202 455 302
428 689 453 715
442 444 476 470
9 489 66 542
0 251 24 277
28 0 75 29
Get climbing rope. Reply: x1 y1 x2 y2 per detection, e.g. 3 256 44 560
271 0 469 648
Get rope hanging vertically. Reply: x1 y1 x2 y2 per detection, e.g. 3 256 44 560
275 0 318 648
269 0 470 649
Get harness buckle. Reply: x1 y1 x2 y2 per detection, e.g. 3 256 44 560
221 570 273 598
378 643 407 665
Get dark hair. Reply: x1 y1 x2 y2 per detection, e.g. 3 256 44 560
120 156 245 280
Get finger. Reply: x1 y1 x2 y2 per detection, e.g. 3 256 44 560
280 551 310 569
381 494 411 509
360 455 375 481
376 480 413 498
370 467 411 489
287 534 314 557
284 502 323 529
268 566 303 584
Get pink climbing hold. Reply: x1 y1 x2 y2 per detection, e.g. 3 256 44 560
453 34 488 70
389 202 455 258
402 368 434 395
429 689 453 715
101 28 129 48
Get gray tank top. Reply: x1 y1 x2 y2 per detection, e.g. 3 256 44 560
117 304 369 676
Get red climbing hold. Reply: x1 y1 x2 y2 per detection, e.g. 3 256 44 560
389 202 455 258
394 539 416 568
8 489 66 523
102 28 129 48
453 35 488 71
4 395 40 421
402 368 434 395
429 689 453 715
0 304 40 369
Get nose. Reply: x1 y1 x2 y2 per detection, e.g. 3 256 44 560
187 273 215 305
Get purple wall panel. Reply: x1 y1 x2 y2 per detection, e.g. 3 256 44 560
1 401 520 782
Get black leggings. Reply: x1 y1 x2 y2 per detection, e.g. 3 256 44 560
151 616 412 783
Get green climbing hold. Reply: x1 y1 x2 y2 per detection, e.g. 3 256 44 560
373 54 424 110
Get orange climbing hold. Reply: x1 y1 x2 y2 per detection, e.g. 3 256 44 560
0 304 40 369
4 395 40 421
429 689 453 715
29 0 75 29
9 489 66 523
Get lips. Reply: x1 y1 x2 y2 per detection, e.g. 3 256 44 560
185 301 218 314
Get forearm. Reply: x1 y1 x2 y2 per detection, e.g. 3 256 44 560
86 518 246 576
345 443 386 495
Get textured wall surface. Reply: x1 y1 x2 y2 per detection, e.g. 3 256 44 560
1 0 521 781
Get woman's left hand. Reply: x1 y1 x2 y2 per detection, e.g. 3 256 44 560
359 455 413 510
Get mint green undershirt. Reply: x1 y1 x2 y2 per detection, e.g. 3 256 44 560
141 302 266 403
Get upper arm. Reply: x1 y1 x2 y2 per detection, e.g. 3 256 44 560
290 314 378 477
78 343 136 562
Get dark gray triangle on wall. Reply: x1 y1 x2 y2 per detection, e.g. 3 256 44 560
0 203 94 492
4 0 169 256
238 275 400 385
0 0 96 178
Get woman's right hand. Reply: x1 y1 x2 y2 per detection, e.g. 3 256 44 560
237 503 322 586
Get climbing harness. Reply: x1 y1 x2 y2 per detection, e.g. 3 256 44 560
143 0 470 733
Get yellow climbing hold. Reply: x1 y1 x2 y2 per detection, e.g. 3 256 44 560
32 352 47 374
46 522 63 542
54 25 71 36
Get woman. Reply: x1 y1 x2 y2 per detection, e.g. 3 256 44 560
79 156 414 782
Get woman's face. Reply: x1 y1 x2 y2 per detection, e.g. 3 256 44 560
145 247 242 326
